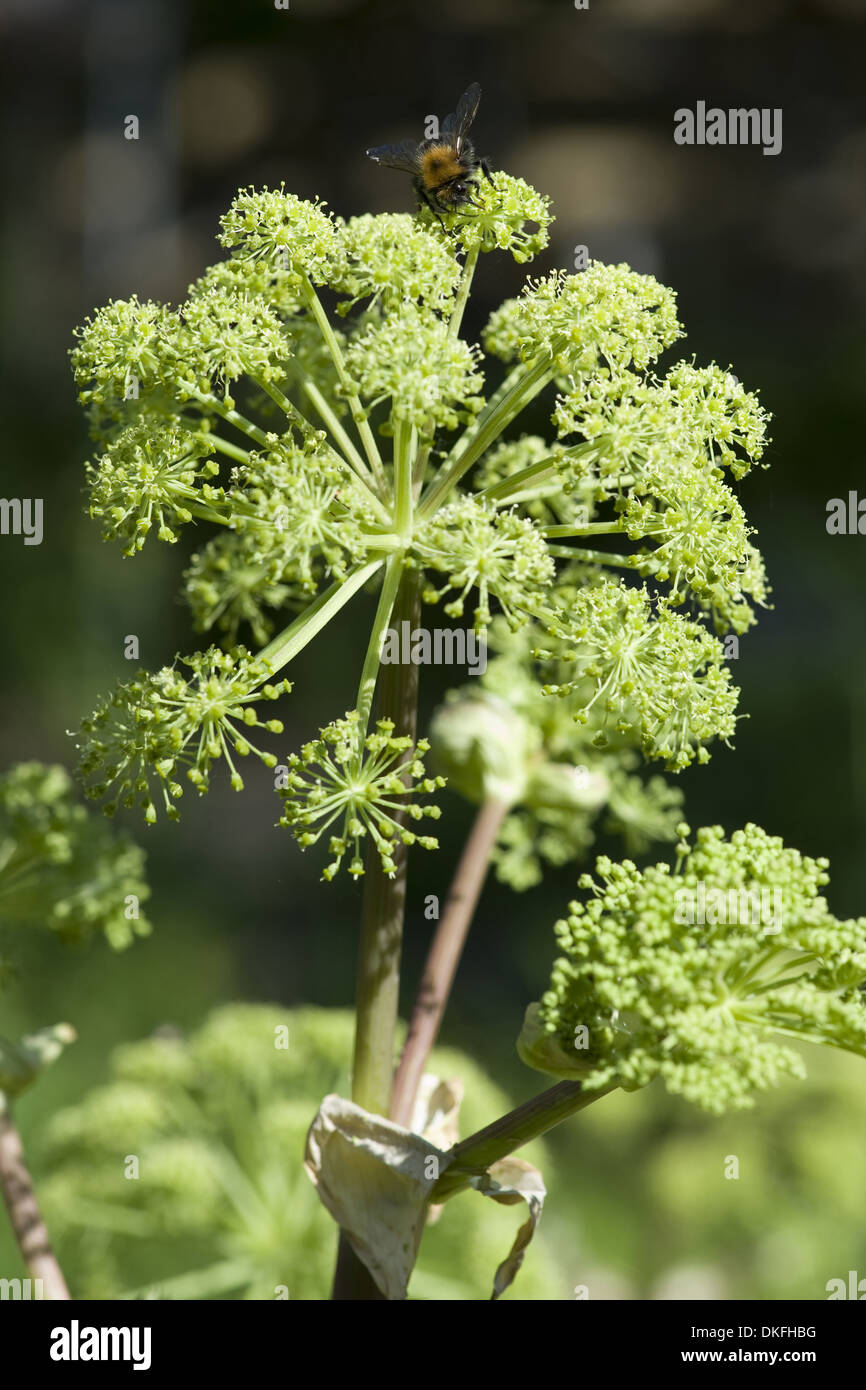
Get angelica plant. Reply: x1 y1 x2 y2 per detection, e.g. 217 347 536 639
68 159 860 1301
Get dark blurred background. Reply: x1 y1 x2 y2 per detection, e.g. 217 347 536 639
2 0 865 1298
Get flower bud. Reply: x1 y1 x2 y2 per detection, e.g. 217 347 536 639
525 760 609 813
516 1004 595 1080
429 693 535 807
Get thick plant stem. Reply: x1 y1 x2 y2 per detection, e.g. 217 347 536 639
331 1232 383 1301
331 569 422 1301
431 1079 619 1202
350 569 421 1114
391 798 508 1128
0 1105 70 1299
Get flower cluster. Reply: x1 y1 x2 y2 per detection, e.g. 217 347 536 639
663 362 771 480
538 581 738 770
617 467 769 634
230 442 371 583
483 262 683 376
183 530 303 647
187 257 305 320
217 186 339 283
70 172 772 880
413 497 554 629
553 363 770 481
71 288 290 440
343 305 484 431
70 294 176 414
0 762 149 948
419 171 553 264
174 286 288 394
521 824 866 1113
545 362 772 632
76 649 290 822
86 421 223 555
180 439 379 645
277 713 444 880
327 213 462 315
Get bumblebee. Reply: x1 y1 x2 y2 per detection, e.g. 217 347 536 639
367 82 494 219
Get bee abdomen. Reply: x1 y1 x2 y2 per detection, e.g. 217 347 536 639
419 146 465 185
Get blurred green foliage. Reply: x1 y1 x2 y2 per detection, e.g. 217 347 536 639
552 1044 866 1300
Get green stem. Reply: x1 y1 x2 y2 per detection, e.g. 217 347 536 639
192 432 251 466
476 458 559 503
541 521 626 539
392 417 414 538
418 341 562 519
357 533 402 551
432 1079 618 1202
353 552 406 743
546 544 635 568
407 250 480 502
300 276 387 494
475 441 600 505
184 502 238 529
299 376 377 489
332 568 422 1301
257 561 383 672
252 374 322 448
254 374 391 524
350 568 421 1115
448 246 479 341
412 440 432 500
186 388 272 449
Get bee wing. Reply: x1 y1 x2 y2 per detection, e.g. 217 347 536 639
366 138 421 174
441 83 482 154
